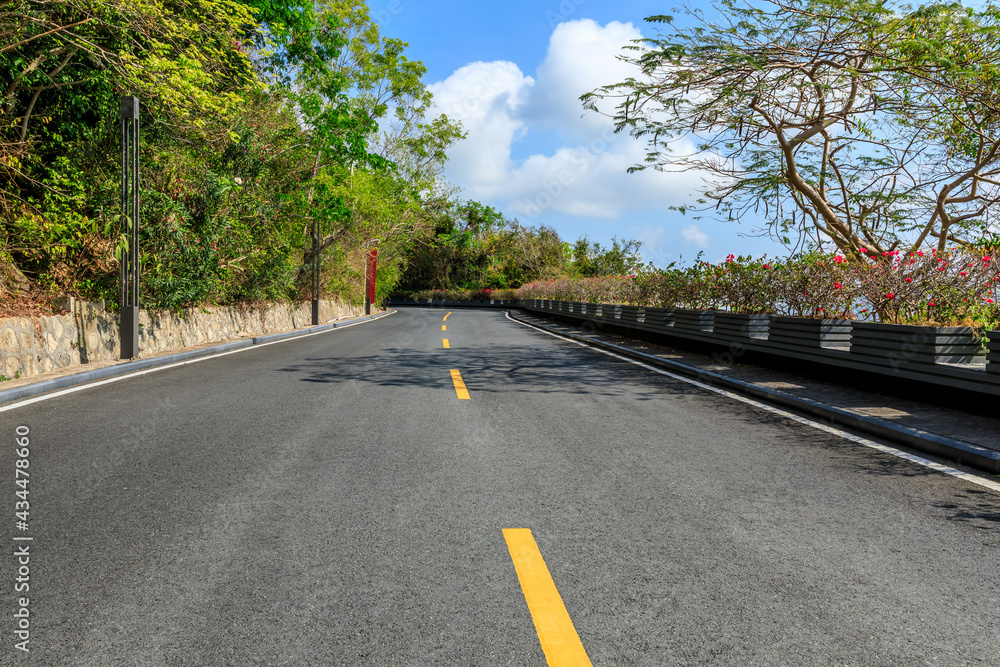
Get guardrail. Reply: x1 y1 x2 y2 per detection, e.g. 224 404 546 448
512 299 1000 397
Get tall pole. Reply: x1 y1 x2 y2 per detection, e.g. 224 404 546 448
311 217 319 325
307 151 321 326
365 246 378 315
120 96 140 359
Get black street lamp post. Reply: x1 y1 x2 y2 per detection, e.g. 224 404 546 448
120 96 140 359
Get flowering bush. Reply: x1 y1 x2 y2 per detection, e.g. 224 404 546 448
515 249 1000 330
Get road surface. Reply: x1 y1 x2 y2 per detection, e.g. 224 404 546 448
1 307 998 665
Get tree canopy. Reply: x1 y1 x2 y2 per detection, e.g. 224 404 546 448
583 0 1000 257
0 0 467 310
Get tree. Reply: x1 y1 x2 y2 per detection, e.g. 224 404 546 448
398 200 572 292
583 0 1000 257
0 0 259 298
570 236 645 277
286 0 464 288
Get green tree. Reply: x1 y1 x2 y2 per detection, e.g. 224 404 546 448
583 0 1000 257
0 0 260 300
570 236 645 277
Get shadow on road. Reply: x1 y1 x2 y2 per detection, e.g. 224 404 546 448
273 339 718 401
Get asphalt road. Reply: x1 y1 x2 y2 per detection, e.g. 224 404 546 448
1 307 998 665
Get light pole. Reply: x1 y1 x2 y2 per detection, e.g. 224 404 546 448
311 216 320 325
120 96 140 359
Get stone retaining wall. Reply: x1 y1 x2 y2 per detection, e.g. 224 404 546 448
0 298 365 381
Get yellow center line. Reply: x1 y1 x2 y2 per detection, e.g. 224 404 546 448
450 369 470 400
442 324 447 331
444 311 451 321
503 529 593 667
443 339 450 349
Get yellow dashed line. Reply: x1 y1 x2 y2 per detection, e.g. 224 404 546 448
504 529 592 666
444 311 451 321
442 324 447 331
450 369 470 400
443 339 450 349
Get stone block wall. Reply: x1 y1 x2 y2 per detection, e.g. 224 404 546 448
0 298 366 381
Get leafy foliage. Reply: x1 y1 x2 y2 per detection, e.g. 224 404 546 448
583 0 1000 257
0 0 463 312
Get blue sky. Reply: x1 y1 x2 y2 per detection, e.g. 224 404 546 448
370 0 785 266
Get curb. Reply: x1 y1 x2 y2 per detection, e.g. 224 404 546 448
0 311 394 407
510 311 1000 475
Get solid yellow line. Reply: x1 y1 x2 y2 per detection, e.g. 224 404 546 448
444 311 451 321
503 529 592 667
450 369 470 400
443 339 450 349
442 324 447 331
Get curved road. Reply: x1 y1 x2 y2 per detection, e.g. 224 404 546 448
1 307 998 665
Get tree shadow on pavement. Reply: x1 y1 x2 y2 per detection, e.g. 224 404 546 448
273 342 712 401
932 489 1000 529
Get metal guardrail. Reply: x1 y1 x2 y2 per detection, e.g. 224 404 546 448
514 299 1000 397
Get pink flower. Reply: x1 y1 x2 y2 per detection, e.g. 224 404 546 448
960 271 968 276
905 277 912 283
762 264 771 269
834 255 845 263
916 251 925 257
886 293 895 300
834 282 843 289
987 298 995 304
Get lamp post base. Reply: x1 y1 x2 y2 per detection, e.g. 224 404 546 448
120 306 139 359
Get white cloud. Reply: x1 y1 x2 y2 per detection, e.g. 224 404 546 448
427 61 533 198
522 19 643 137
427 19 710 224
681 224 710 248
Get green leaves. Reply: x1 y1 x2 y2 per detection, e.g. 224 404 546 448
583 0 1000 257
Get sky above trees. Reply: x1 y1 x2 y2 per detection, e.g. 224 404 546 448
374 0 786 266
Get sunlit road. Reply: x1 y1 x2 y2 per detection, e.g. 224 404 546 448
1 307 998 665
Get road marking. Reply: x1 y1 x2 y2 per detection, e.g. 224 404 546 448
443 339 450 349
444 312 451 321
505 312 1000 494
442 324 447 331
0 312 397 414
450 369 470 399
503 529 592 667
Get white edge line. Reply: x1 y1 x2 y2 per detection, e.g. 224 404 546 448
506 312 1000 494
0 311 395 414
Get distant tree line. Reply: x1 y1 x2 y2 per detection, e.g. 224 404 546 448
396 199 647 294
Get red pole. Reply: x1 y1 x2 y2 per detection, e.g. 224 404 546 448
365 247 378 314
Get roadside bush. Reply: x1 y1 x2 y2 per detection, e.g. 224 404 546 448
515 250 1000 330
